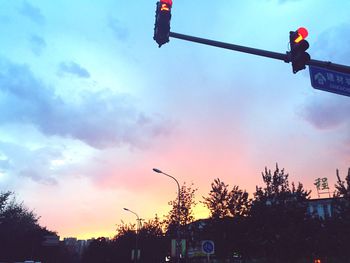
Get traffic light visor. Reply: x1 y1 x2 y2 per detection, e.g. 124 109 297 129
294 27 308 43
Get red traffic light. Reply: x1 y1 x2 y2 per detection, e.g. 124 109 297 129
160 0 172 5
294 27 308 43
160 0 172 10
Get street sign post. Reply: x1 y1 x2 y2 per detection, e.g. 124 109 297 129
202 240 214 262
309 66 350 97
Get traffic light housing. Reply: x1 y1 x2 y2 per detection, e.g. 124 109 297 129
289 27 310 73
153 0 172 47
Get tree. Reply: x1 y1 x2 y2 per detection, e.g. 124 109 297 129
330 168 350 261
202 178 251 219
140 214 164 238
137 215 167 263
335 168 350 199
202 178 230 219
84 215 168 263
81 237 113 263
247 164 312 263
0 191 65 262
200 179 251 261
334 168 350 222
0 191 43 261
228 185 250 217
164 182 197 231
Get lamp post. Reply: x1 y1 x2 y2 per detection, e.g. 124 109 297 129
153 168 181 263
124 208 141 262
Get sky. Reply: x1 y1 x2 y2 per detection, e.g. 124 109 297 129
0 0 350 239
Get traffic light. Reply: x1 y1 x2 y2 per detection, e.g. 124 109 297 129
289 27 310 73
153 0 172 47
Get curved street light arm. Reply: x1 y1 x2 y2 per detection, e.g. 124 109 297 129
124 208 140 221
153 168 180 196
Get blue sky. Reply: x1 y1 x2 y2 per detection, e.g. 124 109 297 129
0 0 349 238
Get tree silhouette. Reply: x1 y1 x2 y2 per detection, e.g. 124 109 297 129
247 164 312 263
202 178 251 219
330 168 350 261
202 178 230 219
200 179 250 260
228 185 250 217
335 168 350 199
163 182 197 231
82 215 168 263
0 191 65 262
81 237 113 263
334 168 350 221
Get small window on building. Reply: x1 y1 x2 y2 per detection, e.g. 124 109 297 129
323 204 330 218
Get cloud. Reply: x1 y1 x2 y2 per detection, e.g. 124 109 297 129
0 58 170 149
0 159 10 170
0 141 60 185
313 24 350 65
108 18 129 41
19 1 45 25
29 34 46 56
58 61 91 78
299 23 350 151
299 94 350 161
300 96 350 130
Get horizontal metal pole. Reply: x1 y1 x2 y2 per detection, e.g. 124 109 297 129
169 32 350 74
169 32 289 62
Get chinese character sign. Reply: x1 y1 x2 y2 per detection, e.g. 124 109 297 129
321 177 329 190
314 178 321 190
314 177 329 191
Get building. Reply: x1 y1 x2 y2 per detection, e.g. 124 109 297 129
306 197 334 219
63 237 91 256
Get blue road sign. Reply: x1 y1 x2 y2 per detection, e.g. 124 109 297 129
202 240 214 254
309 66 350 97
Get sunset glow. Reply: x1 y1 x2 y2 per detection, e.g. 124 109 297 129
0 1 350 240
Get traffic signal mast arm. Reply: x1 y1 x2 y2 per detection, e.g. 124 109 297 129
170 32 288 61
169 32 350 75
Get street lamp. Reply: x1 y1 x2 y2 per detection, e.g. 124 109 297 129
124 208 141 262
153 168 181 263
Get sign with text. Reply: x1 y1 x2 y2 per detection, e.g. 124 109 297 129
309 66 350 97
314 177 329 191
314 177 331 198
